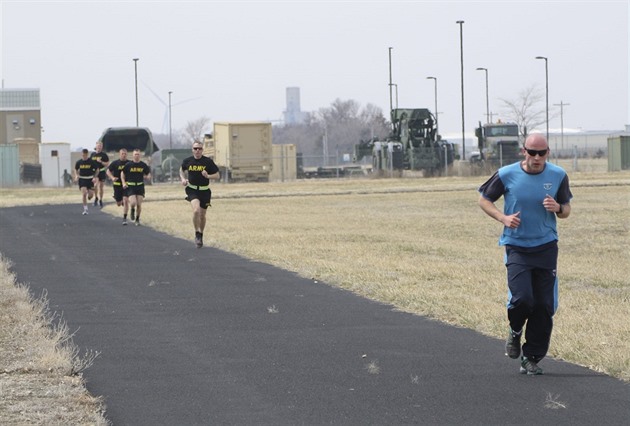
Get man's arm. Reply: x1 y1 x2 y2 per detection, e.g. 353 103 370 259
557 203 571 219
204 171 220 180
479 195 521 229
106 166 116 182
179 165 188 185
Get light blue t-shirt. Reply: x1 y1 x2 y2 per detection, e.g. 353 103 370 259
479 162 572 248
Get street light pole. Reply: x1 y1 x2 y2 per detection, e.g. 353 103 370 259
535 56 549 141
426 76 438 135
476 67 489 124
168 91 173 150
456 20 466 160
388 47 393 114
133 58 139 127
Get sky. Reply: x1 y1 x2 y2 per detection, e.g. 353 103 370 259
1 0 628 151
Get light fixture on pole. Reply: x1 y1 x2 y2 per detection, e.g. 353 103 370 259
476 67 489 124
133 58 139 127
535 56 549 142
168 91 173 150
456 20 465 160
426 76 438 135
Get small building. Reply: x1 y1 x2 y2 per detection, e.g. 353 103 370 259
0 89 43 185
0 88 42 145
607 127 630 171
39 142 72 187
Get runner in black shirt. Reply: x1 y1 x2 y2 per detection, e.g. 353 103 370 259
73 148 100 215
106 148 131 225
179 141 220 247
121 149 152 226
90 141 110 208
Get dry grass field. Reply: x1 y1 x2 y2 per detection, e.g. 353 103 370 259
0 158 628 423
0 258 107 425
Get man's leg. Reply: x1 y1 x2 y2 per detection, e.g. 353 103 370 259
199 208 207 233
81 187 89 214
190 199 204 247
134 196 143 225
94 181 99 206
129 194 136 221
521 268 557 362
98 181 104 207
505 263 534 359
191 198 202 231
506 264 534 333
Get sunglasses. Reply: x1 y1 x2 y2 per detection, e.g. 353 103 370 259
193 147 203 151
524 147 548 157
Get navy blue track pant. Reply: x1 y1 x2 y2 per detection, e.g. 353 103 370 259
505 242 559 362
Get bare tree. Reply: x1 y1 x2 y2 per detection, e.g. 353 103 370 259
183 116 212 144
272 99 390 166
499 85 547 136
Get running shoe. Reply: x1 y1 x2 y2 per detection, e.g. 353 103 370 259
195 232 203 248
122 219 127 226
130 207 135 221
505 328 522 359
93 197 98 207
82 210 88 215
520 357 543 375
135 219 140 226
99 199 103 208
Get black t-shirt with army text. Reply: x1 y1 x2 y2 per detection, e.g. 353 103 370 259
108 159 130 179
181 155 220 186
75 158 100 178
90 151 110 172
122 161 151 183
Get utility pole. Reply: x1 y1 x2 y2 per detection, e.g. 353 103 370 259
388 47 393 114
426 76 438 135
553 101 570 154
168 91 173 150
535 56 549 142
456 20 466 160
133 58 139 126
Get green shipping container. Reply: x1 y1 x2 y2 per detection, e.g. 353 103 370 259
607 135 630 171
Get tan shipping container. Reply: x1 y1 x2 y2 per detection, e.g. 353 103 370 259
271 144 297 181
212 122 272 181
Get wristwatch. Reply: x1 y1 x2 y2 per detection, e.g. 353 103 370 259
557 204 564 214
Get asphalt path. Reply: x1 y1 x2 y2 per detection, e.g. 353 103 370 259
1 204 629 425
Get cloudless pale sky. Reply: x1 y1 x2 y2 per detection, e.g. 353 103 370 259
1 0 628 150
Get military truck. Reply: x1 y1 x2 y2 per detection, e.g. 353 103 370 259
471 121 523 169
98 127 160 181
354 108 455 176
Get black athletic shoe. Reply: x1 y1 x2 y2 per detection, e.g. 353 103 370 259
99 199 103 208
195 232 203 248
135 219 140 226
505 328 522 359
93 197 98 207
130 207 135 221
520 357 543 375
